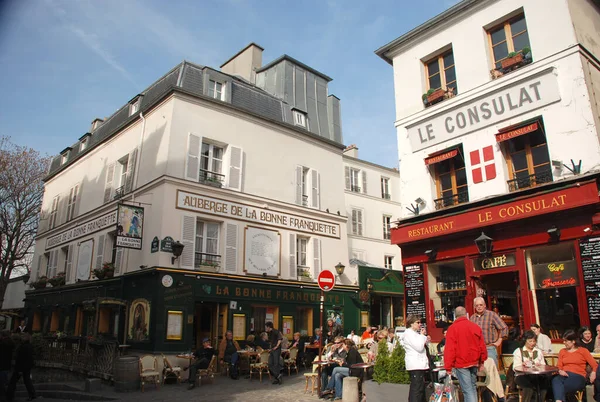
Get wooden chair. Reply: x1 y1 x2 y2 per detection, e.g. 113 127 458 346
161 354 182 385
544 354 559 366
284 347 299 375
500 354 521 402
139 355 160 392
476 370 498 402
304 355 321 395
249 350 271 382
196 355 217 386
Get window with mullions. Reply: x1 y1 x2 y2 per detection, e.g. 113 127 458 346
488 14 531 69
433 152 468 210
200 143 224 185
425 50 458 95
195 221 220 268
504 126 552 192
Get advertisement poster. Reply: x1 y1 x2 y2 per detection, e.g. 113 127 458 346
116 204 144 249
129 298 150 342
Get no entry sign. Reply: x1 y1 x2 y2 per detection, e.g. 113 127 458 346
317 270 335 292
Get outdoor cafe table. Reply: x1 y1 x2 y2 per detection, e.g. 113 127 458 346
351 362 374 377
176 353 195 370
514 365 558 402
314 360 334 396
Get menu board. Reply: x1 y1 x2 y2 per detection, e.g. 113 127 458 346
404 264 426 319
580 237 600 328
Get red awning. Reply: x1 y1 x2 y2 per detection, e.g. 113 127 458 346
424 149 458 165
496 122 539 142
592 213 600 226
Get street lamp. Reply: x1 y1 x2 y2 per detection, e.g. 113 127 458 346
171 241 185 264
335 262 345 276
475 232 493 256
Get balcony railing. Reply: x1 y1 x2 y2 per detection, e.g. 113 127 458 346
507 171 553 192
350 185 361 193
113 185 125 200
302 195 308 206
383 230 391 240
194 253 221 269
434 191 469 210
382 193 391 200
199 169 225 188
297 267 312 281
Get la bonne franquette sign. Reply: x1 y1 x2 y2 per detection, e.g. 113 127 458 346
407 69 561 152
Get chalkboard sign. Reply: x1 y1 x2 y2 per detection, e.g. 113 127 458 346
404 264 426 320
580 237 600 330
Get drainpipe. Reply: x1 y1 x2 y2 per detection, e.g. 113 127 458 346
133 112 146 194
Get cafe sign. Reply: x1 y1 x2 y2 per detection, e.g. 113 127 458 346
476 254 516 270
533 260 579 289
392 180 598 245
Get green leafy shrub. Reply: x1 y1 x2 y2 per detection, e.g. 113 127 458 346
372 339 410 384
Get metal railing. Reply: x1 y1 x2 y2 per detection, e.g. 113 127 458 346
434 191 469 210
199 169 225 186
194 252 221 269
350 185 361 193
507 171 553 192
113 186 125 200
302 195 308 206
382 193 391 200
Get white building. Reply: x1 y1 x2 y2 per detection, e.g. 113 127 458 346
27 44 401 348
376 0 600 343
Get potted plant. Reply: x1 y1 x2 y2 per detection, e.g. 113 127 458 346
364 339 411 398
501 51 524 69
48 272 66 287
522 46 531 59
30 276 48 290
298 269 312 282
92 262 115 280
422 88 446 106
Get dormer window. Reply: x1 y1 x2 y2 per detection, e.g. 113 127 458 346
293 110 307 128
60 147 72 165
79 133 91 152
80 138 87 151
208 80 225 101
129 95 142 116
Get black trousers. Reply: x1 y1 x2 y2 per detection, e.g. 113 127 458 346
6 369 35 401
409 370 428 402
188 358 209 383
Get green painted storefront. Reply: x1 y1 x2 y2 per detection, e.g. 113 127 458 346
357 266 405 329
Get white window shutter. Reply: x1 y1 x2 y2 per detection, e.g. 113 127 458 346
95 234 106 270
224 223 238 273
344 166 350 190
125 148 138 193
114 247 124 274
36 255 43 280
74 184 81 217
312 238 321 278
289 233 297 278
295 166 303 205
50 250 59 278
66 244 74 283
358 210 363 236
58 196 67 226
311 170 320 209
185 134 202 181
180 215 197 269
227 146 244 192
104 164 115 203
362 171 367 194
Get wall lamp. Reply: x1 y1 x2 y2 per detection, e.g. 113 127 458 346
171 241 185 264
547 226 561 242
424 249 437 261
475 232 493 256
335 262 345 276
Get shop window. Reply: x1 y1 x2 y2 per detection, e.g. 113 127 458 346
527 243 580 339
432 147 469 210
50 310 59 332
500 121 552 192
296 307 313 336
98 307 111 334
488 13 532 71
423 48 458 107
427 260 466 326
32 311 42 332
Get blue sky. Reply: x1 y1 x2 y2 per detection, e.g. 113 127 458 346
0 0 455 168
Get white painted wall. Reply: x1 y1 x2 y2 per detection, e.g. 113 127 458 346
3 278 26 309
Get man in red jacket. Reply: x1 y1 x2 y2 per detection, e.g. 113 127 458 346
444 306 487 402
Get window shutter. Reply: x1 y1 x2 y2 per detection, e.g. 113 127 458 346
50 250 59 278
95 234 106 270
180 215 197 269
185 134 202 181
295 166 303 205
36 255 43 280
362 170 367 194
289 233 297 278
227 146 244 192
312 238 321 278
344 166 350 190
66 244 74 284
103 163 115 203
125 148 138 193
224 223 238 273
358 210 363 236
114 247 124 274
73 184 81 218
58 196 68 226
311 169 320 209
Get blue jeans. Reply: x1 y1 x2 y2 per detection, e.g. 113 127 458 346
225 352 239 377
486 346 498 365
552 371 585 401
326 366 350 398
455 367 478 402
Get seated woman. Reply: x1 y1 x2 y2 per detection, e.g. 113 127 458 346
321 339 362 400
255 332 270 350
579 326 595 353
552 330 598 402
513 330 547 402
530 324 552 354
245 334 256 350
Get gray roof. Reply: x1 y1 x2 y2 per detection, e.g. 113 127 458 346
45 59 341 180
375 0 481 65
256 55 333 82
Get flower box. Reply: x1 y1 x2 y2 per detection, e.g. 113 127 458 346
426 89 446 104
501 53 523 69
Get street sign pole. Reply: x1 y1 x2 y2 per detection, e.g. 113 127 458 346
316 270 335 398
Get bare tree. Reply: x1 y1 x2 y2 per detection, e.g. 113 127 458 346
0 137 50 309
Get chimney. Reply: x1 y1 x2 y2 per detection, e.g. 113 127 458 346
220 43 264 84
343 144 359 158
91 118 104 132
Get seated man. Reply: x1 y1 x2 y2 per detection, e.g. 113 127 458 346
322 339 362 400
322 337 347 391
290 332 305 366
218 330 241 379
188 338 217 390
